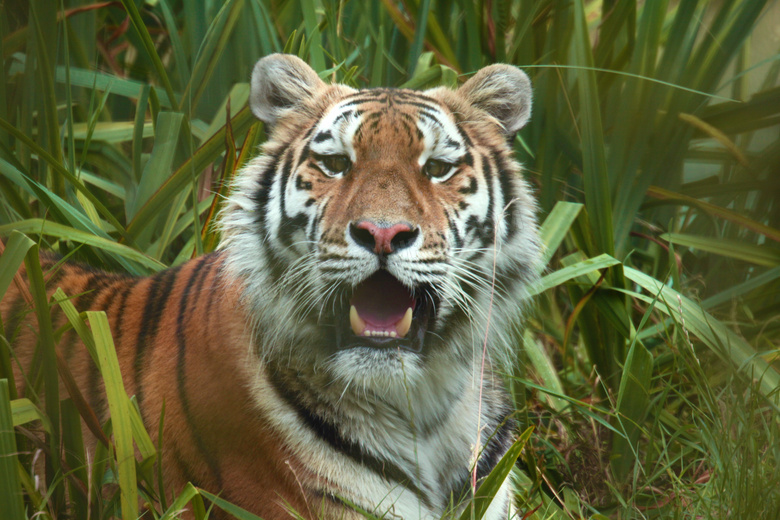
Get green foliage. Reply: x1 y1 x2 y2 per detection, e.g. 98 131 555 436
1 0 779 518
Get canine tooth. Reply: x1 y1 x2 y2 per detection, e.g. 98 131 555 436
390 331 397 338
396 307 413 338
350 306 366 336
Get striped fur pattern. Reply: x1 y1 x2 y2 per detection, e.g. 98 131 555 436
2 54 540 519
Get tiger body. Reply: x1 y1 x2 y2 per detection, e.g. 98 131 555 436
2 55 540 519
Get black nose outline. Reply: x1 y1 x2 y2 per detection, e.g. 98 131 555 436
349 220 420 255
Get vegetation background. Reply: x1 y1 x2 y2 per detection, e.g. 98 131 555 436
1 0 779 518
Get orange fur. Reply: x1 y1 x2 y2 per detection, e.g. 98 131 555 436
2 252 328 519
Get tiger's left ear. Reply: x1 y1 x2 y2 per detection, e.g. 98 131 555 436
250 54 325 126
459 64 532 135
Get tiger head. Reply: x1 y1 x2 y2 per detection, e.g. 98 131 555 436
221 54 540 391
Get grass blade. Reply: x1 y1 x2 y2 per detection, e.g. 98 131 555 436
0 380 26 520
10 397 51 430
662 233 780 267
459 426 534 520
537 201 583 269
0 219 165 273
530 253 621 296
119 0 178 107
610 340 653 481
87 310 138 520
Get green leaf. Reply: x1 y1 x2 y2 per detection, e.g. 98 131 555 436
572 0 614 257
128 111 187 220
119 0 178 107
0 219 165 273
0 380 26 520
458 427 534 520
530 253 621 296
610 340 653 480
662 233 780 267
24 241 62 504
0 231 34 299
538 202 583 269
88 310 138 520
523 330 567 412
126 105 255 238
199 488 266 520
10 397 51 431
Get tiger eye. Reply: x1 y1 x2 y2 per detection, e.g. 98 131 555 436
424 159 453 179
321 155 351 175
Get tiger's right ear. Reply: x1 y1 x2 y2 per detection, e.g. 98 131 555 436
250 54 325 126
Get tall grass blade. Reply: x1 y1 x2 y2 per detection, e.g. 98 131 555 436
24 240 64 511
458 427 534 520
537 201 583 269
610 340 653 481
119 0 178 107
0 379 25 520
0 220 165 273
87 310 138 520
571 0 614 257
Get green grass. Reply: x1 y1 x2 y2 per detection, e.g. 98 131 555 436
1 0 779 518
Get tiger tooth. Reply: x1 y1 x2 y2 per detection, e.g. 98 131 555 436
350 305 366 336
396 307 413 338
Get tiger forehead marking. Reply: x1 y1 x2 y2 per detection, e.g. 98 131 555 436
306 92 461 244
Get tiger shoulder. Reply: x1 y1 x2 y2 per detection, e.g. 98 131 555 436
1 54 541 520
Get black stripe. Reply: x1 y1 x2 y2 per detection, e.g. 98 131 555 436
458 176 478 195
171 445 202 488
482 155 495 244
445 136 461 149
133 265 183 411
267 369 434 509
332 109 354 123
313 130 332 143
203 252 222 317
250 156 285 282
43 262 66 287
475 411 515 482
493 151 517 243
277 150 311 252
453 114 474 148
295 174 313 191
176 257 223 487
250 156 281 231
445 208 464 250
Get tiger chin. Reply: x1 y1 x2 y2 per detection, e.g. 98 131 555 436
2 54 541 520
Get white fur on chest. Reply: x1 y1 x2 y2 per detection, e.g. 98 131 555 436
247 354 512 520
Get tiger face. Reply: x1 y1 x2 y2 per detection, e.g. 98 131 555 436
221 55 540 392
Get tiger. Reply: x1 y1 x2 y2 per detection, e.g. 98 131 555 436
1 54 540 519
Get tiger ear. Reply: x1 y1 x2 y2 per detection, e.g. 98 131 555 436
250 54 325 126
458 64 532 135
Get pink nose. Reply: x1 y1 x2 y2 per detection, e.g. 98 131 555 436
350 221 417 254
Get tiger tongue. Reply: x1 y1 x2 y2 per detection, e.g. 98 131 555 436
350 270 415 336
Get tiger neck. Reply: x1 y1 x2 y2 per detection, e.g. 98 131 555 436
256 356 510 517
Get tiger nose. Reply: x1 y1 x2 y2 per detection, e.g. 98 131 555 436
349 220 420 255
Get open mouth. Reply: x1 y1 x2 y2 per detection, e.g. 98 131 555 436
334 270 435 353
